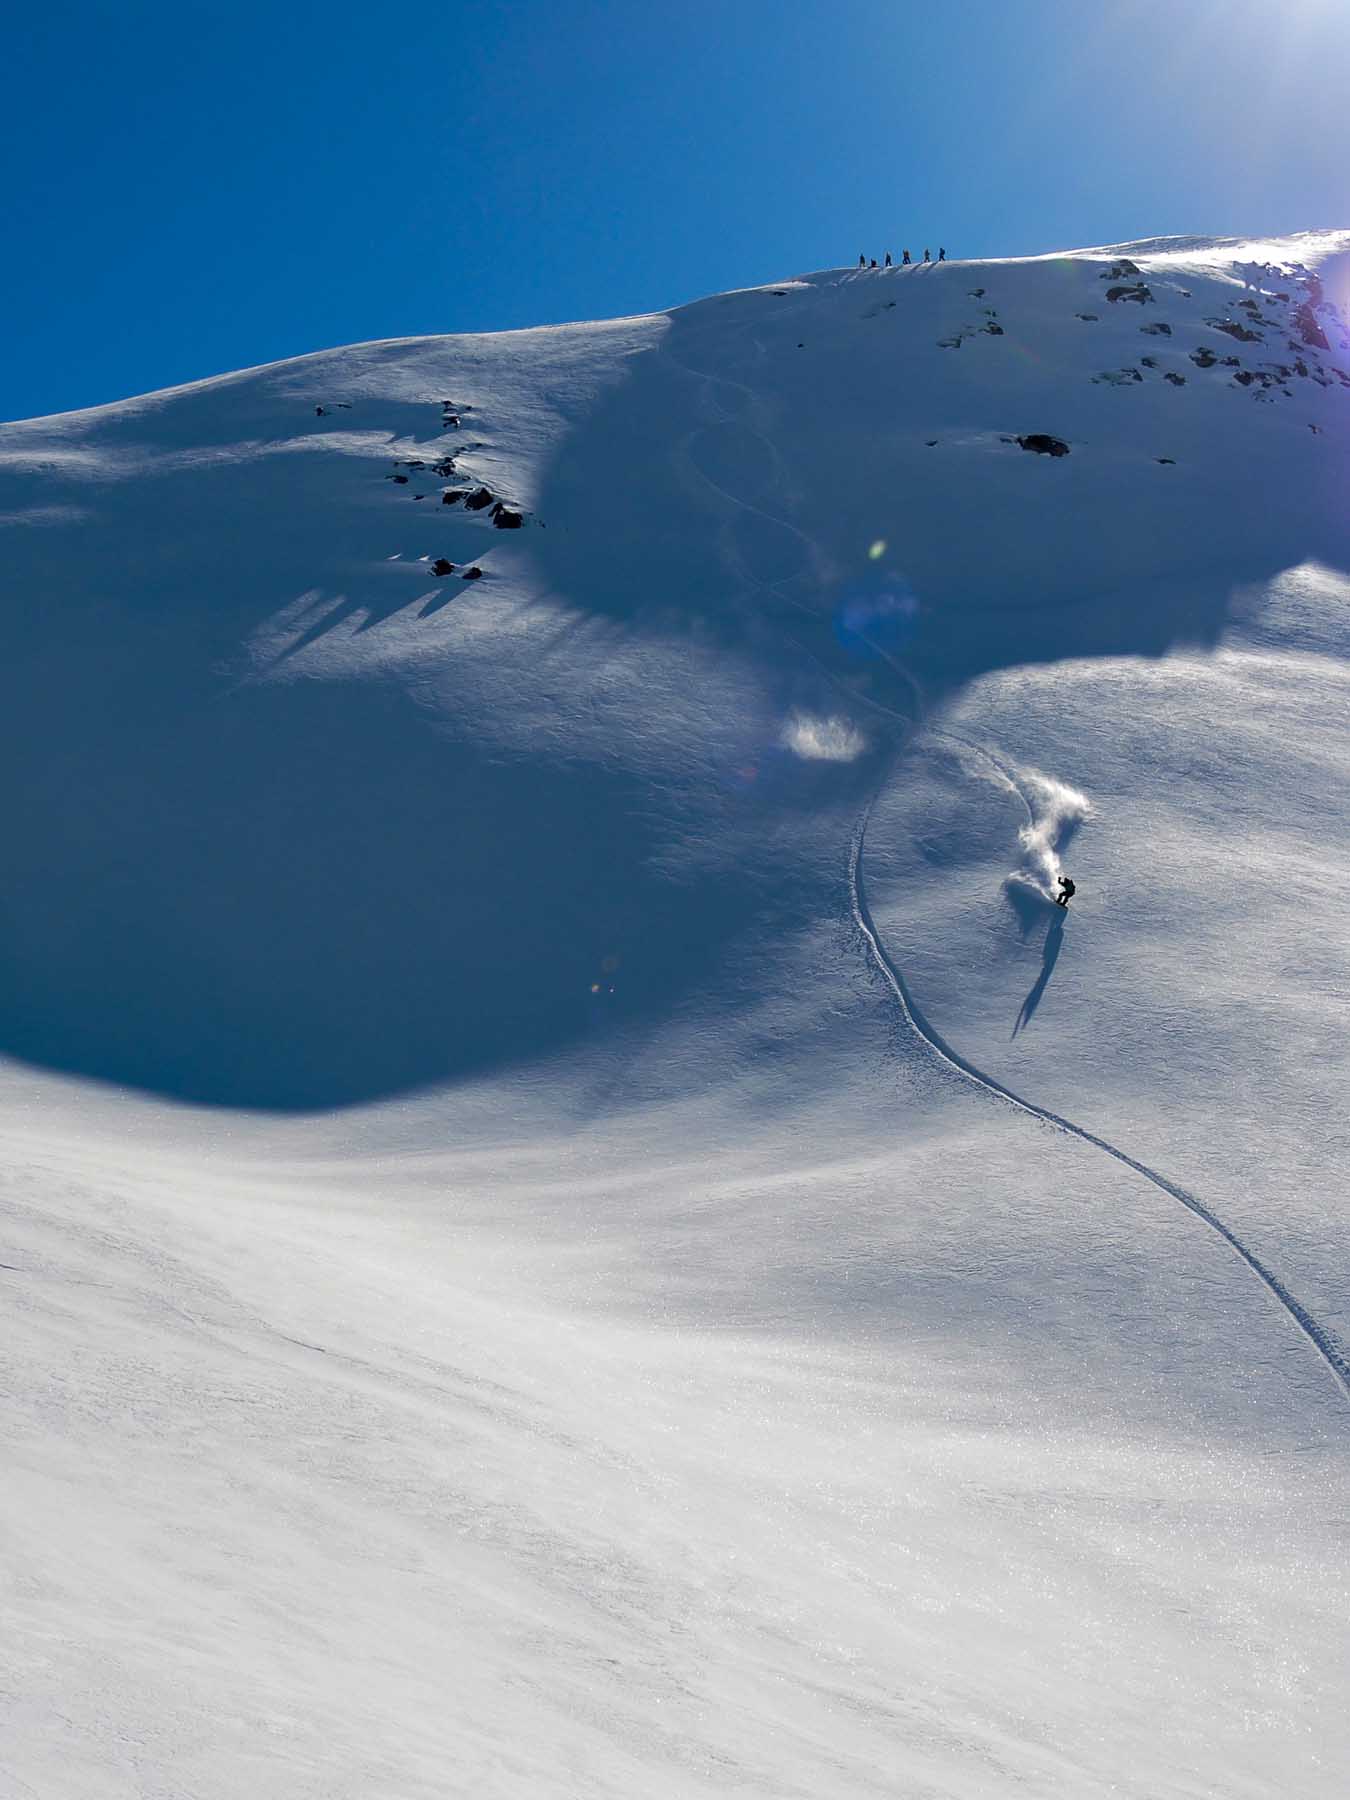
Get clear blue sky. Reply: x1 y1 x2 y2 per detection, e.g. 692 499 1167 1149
5 0 1349 420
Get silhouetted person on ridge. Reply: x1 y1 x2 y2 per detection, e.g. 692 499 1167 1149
859 252 867 267
1054 875 1075 908
870 258 878 268
902 248 911 264
884 250 892 267
938 246 946 261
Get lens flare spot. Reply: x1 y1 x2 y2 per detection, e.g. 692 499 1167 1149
868 539 887 560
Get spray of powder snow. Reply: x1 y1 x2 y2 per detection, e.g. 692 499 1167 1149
781 713 866 762
1005 769 1093 898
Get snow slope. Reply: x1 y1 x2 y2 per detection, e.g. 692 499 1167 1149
3 232 1350 1797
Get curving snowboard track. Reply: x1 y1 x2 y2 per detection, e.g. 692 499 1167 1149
851 786 1350 1407
664 286 1349 1409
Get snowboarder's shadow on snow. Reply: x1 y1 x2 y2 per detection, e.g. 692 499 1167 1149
1012 911 1065 1037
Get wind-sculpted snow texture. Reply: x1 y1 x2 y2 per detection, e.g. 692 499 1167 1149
4 233 1350 1798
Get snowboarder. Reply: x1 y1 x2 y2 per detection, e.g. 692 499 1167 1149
923 247 931 262
1054 875 1075 908
870 258 878 268
902 248 911 264
859 252 867 268
938 246 946 261
884 250 892 267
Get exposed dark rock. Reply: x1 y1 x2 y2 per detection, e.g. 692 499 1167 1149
937 335 964 350
1190 347 1219 368
1106 283 1153 305
442 489 469 506
1141 356 1158 369
983 322 1004 335
1094 368 1144 386
1211 319 1263 343
1140 321 1172 336
1102 259 1142 278
1156 458 1176 465
462 566 484 581
969 287 986 298
431 558 455 577
1077 313 1099 322
315 406 327 416
772 290 789 296
390 474 409 485
432 459 457 478
1293 303 1330 350
1222 355 1240 366
925 439 938 447
463 487 495 511
1310 423 1323 434
491 504 525 529
1016 434 1070 457
1164 372 1186 387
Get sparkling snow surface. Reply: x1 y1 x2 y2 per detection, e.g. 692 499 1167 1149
3 233 1350 1797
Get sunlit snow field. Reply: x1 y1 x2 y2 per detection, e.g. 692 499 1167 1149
3 232 1349 1797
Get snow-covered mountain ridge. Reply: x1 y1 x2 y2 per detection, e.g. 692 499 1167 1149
3 232 1350 1798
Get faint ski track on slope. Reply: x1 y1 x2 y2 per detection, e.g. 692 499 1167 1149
663 288 830 627
850 789 1350 1407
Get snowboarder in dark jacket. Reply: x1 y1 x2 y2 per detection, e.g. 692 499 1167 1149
938 247 946 261
902 249 911 264
859 252 867 267
923 247 931 262
1054 875 1075 908
884 251 892 267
